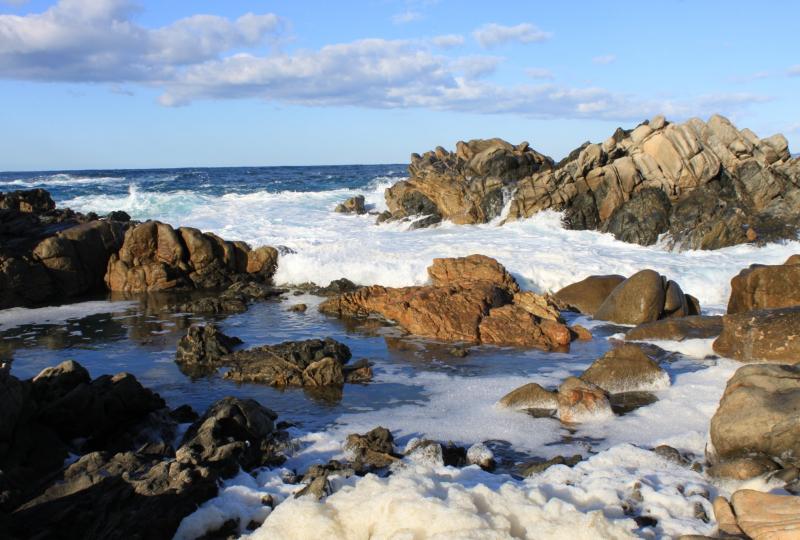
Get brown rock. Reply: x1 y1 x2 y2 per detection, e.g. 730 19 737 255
785 254 800 265
428 254 519 293
557 377 613 423
594 270 667 325
727 263 800 314
301 357 344 387
570 324 593 341
498 383 558 410
625 315 722 341
731 489 800 540
707 456 780 480
553 274 626 316
334 195 366 215
479 305 571 350
713 307 800 362
580 344 669 393
712 496 744 537
709 364 800 465
512 291 561 321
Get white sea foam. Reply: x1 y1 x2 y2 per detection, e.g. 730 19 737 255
0 300 136 331
0 173 124 187
63 180 799 310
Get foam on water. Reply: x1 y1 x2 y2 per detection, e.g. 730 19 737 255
0 300 136 331
64 180 799 310
0 173 124 187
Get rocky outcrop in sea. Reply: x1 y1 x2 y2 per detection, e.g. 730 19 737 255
382 115 799 249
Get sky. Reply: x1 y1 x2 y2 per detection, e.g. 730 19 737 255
0 0 798 171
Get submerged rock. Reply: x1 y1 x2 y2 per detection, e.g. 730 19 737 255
580 344 669 393
713 307 800 363
557 377 613 423
519 454 583 476
625 315 722 341
175 324 242 376
498 382 558 411
222 338 352 386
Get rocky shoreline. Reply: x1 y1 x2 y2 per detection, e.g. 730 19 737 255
2 172 800 539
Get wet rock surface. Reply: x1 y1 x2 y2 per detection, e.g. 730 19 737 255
553 274 626 316
625 315 722 341
713 306 800 363
320 254 578 350
1 189 130 309
580 344 669 393
0 361 289 540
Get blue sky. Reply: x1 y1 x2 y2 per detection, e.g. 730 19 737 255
0 0 798 170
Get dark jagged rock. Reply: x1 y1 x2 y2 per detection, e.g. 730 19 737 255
221 338 353 386
1 360 290 540
344 427 399 470
176 324 242 376
519 454 583 476
0 189 131 309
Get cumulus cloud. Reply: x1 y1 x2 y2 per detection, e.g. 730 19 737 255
592 54 616 65
525 68 554 80
392 11 422 24
473 23 552 48
0 1 772 123
0 0 282 81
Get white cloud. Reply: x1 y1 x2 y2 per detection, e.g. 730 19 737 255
525 67 554 80
473 23 552 48
592 54 616 65
0 1 772 124
430 34 464 48
789 65 800 76
0 0 282 81
392 10 422 24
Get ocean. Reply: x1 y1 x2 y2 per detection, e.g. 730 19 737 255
1 166 797 538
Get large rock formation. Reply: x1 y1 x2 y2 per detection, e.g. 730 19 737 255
105 221 278 292
384 116 800 250
0 189 129 308
709 364 800 469
727 256 800 314
319 254 577 350
385 139 552 225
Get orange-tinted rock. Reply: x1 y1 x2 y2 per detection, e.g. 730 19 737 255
428 254 519 293
320 255 573 350
557 377 613 423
